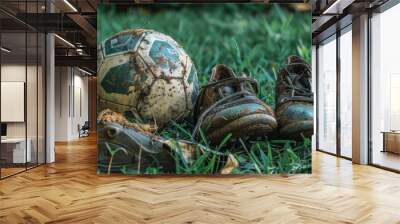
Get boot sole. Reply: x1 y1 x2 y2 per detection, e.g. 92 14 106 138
206 113 277 144
279 120 313 138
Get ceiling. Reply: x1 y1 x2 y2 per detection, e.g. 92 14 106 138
0 0 99 73
1 32 45 64
0 0 313 74
311 0 390 43
3 0 390 72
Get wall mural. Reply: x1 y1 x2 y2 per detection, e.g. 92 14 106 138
97 4 312 175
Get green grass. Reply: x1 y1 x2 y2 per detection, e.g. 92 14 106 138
98 4 312 175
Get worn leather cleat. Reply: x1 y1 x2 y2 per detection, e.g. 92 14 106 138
98 122 176 173
97 109 200 173
193 64 277 144
276 55 313 138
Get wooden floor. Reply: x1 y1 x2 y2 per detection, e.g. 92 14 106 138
1 135 400 224
373 150 400 171
1 167 26 178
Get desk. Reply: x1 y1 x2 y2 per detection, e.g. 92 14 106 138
382 131 400 154
1 138 31 163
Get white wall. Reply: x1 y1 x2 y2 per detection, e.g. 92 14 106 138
1 65 43 138
55 67 69 141
1 65 26 138
72 73 89 138
54 67 89 141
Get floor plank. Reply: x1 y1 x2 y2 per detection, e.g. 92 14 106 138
0 135 400 224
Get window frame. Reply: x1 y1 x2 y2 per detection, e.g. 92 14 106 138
367 0 400 173
0 1 48 180
315 23 353 161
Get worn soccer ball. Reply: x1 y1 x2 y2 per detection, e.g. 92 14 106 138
97 29 199 126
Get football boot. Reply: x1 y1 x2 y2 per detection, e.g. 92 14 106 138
193 64 277 144
97 109 191 173
275 55 313 138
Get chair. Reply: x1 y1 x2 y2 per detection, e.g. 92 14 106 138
79 121 90 138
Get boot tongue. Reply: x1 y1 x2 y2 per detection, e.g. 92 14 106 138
287 55 305 64
211 64 237 97
278 56 312 103
287 55 310 76
211 64 236 82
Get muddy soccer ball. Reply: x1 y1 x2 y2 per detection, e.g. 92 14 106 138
98 29 199 126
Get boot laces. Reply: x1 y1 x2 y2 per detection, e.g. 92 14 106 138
279 62 312 103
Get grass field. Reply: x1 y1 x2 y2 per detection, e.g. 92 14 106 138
98 4 312 174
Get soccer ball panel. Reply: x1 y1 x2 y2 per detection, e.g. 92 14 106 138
138 31 187 79
137 79 187 123
98 54 135 107
102 29 145 57
188 64 200 105
101 62 134 95
98 29 199 126
149 40 180 72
